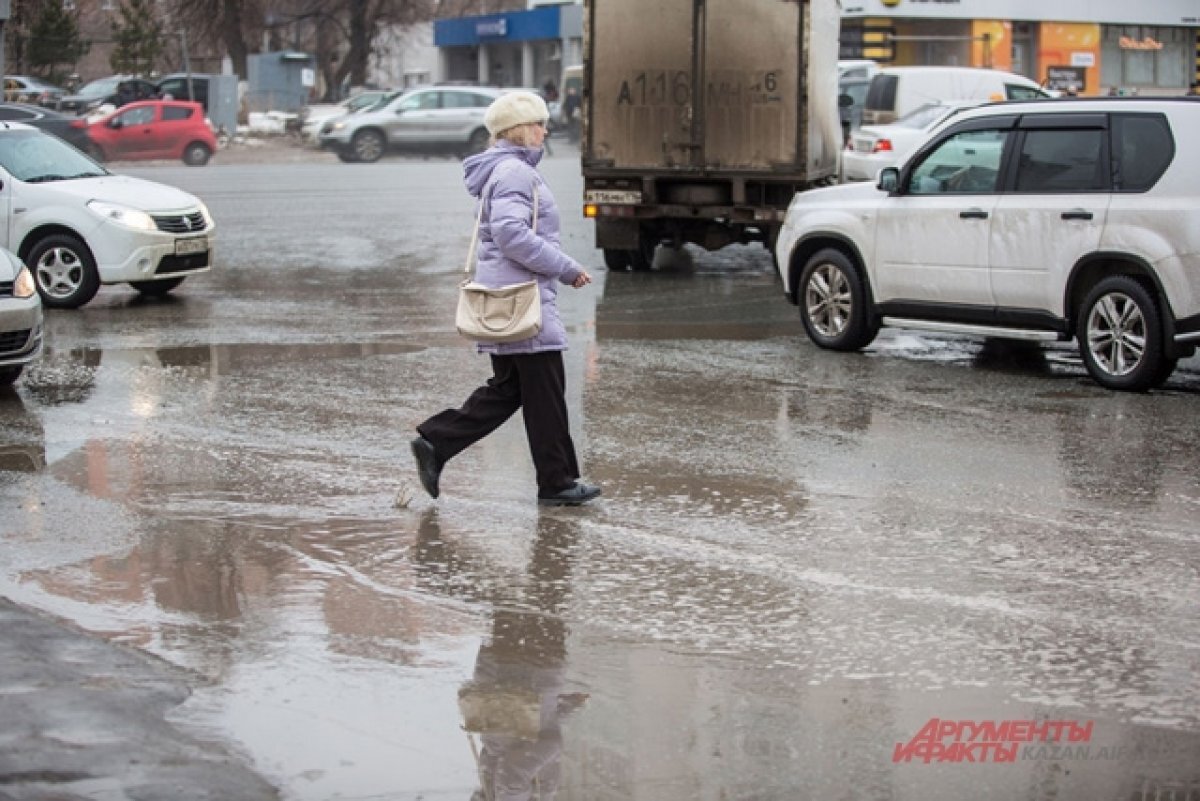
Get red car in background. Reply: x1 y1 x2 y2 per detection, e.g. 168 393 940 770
78 100 217 165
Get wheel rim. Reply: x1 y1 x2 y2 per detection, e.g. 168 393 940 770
805 263 852 338
355 133 382 161
1086 291 1145 376
35 246 84 300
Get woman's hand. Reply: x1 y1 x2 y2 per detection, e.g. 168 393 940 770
571 270 593 288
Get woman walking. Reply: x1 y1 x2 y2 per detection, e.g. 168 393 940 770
411 91 601 507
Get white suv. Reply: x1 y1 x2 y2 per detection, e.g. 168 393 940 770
775 97 1200 391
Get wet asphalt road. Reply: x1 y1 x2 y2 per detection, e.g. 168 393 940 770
2 141 1200 800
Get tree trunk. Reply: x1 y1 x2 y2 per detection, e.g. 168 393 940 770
221 0 249 78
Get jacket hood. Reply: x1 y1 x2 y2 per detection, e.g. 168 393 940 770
463 141 543 198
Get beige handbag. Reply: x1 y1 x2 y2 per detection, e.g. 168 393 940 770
455 187 543 343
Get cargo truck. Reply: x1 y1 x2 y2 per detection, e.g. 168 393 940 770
581 0 842 271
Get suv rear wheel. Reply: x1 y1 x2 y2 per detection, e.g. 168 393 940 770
798 248 878 351
1077 275 1171 391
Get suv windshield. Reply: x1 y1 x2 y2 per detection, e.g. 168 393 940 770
0 130 108 182
896 103 953 129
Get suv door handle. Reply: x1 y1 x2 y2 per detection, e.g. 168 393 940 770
959 209 988 219
1062 210 1094 220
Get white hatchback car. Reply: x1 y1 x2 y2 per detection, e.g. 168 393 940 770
0 123 215 309
0 248 42 386
776 97 1200 391
842 100 982 182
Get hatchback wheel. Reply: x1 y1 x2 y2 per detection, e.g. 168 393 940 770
351 129 385 163
798 248 878 351
29 233 100 309
0 366 22 386
1078 275 1169 391
183 142 212 166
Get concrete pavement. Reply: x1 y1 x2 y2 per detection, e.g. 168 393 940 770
0 598 279 801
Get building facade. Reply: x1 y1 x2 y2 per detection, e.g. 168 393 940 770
841 0 1200 95
432 1 582 91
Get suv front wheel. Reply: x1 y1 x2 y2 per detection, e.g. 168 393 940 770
351 129 386 163
798 248 879 351
1077 275 1174 391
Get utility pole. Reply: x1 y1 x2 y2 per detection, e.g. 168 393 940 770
179 29 194 100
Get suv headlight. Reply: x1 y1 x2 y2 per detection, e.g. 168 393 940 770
13 265 36 299
88 200 157 231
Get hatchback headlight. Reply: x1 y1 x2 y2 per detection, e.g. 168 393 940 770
13 265 36 299
87 200 157 232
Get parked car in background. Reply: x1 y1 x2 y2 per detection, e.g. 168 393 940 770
319 85 505 162
82 100 217 165
300 89 396 144
0 249 42 387
775 97 1200 392
0 123 216 308
4 76 66 108
57 75 158 115
862 66 1048 126
0 102 95 152
838 77 870 146
842 99 984 181
837 59 879 82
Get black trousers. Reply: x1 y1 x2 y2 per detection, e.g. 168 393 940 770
417 351 580 493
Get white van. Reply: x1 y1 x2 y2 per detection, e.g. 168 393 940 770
862 66 1048 125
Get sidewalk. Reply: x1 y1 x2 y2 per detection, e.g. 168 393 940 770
0 598 279 801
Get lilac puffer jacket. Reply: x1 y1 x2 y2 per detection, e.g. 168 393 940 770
463 142 584 354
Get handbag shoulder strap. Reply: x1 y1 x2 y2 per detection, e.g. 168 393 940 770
463 201 483 275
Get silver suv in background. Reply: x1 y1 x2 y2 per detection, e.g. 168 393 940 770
318 85 505 163
775 97 1200 391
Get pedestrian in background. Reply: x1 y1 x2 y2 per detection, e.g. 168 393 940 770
411 91 601 507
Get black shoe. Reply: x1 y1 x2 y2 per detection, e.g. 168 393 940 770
411 436 442 499
538 482 602 506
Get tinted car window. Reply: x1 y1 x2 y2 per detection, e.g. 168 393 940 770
908 129 1008 194
398 92 438 111
162 105 193 121
1113 113 1173 192
117 106 155 126
442 92 481 109
865 74 897 112
1014 129 1106 193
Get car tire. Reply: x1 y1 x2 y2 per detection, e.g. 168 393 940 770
465 128 489 156
351 129 385 163
797 247 878 351
129 277 186 297
336 149 358 163
1077 275 1169 391
29 233 101 310
183 142 212 166
0 365 22 386
603 249 631 272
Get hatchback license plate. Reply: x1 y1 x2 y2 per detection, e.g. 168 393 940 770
175 237 208 256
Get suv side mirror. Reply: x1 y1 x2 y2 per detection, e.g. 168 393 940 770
108 118 123 129
839 93 853 108
877 167 899 193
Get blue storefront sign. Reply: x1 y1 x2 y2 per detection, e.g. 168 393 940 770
434 5 562 47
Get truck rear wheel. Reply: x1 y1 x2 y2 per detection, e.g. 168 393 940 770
603 249 632 271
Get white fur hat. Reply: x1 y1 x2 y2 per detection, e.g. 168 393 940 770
484 91 550 136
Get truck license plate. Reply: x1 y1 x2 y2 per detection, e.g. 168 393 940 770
175 237 208 256
585 190 642 204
